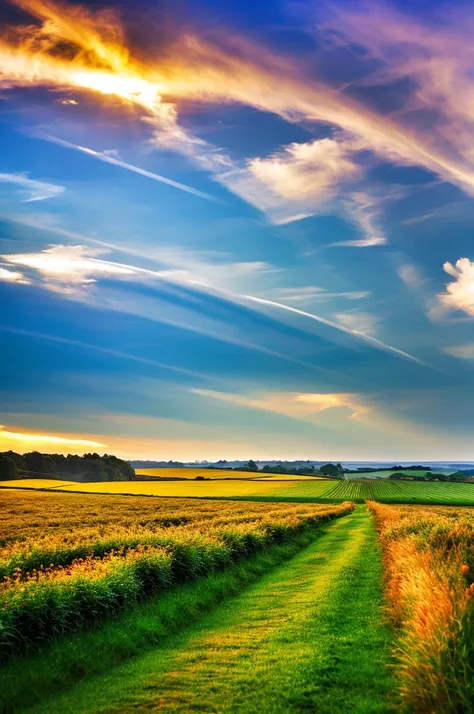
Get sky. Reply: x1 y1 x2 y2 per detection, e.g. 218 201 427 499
0 0 474 462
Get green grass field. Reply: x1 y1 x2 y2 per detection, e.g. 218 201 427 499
3 476 473 505
345 468 455 479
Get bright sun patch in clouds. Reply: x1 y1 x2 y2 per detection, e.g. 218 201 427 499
0 267 30 284
0 425 106 452
2 244 139 292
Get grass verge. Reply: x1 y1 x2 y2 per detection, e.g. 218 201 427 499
0 527 330 713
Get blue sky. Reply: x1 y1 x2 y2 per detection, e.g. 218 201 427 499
0 0 473 460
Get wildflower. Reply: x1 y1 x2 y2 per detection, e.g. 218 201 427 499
460 564 470 575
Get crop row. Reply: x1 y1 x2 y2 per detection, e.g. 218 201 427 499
320 479 474 505
0 498 354 661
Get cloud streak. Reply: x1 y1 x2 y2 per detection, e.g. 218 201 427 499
244 295 438 369
1 242 437 376
44 136 219 202
0 172 64 201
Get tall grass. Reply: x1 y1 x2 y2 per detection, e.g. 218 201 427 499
368 501 474 713
0 493 354 662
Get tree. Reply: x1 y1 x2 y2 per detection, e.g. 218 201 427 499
0 455 17 481
247 460 258 472
320 463 344 479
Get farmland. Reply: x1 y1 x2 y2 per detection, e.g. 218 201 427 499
368 502 474 712
135 467 262 479
0 490 353 663
3 476 474 505
344 468 454 479
1 485 474 713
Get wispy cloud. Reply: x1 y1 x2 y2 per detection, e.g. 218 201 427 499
44 136 219 202
333 311 381 337
244 295 438 369
264 286 370 306
317 0 474 174
331 192 386 247
0 326 204 378
1 241 437 375
443 343 474 360
3 0 474 205
0 172 64 202
193 388 364 422
2 244 141 294
1 241 273 296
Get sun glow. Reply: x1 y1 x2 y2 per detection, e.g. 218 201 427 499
0 425 106 451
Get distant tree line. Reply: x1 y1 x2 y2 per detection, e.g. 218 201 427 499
205 460 345 478
0 451 135 483
388 471 467 482
130 460 185 469
349 465 432 474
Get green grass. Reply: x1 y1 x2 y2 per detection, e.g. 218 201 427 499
19 507 395 714
344 469 453 479
0 523 338 712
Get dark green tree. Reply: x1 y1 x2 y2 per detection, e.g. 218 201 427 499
320 463 344 479
0 455 17 480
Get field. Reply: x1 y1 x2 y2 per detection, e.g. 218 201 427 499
368 502 474 712
135 467 326 480
1 486 474 713
344 469 453 479
0 490 353 663
135 467 261 479
3 477 474 505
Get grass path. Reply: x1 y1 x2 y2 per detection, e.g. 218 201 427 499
28 507 394 714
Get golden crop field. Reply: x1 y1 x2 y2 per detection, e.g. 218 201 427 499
0 489 354 662
135 467 260 479
368 502 474 713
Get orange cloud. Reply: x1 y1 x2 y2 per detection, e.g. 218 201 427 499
2 0 474 200
0 425 106 452
192 388 365 421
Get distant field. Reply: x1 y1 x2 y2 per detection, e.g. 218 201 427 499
137 468 326 481
345 468 454 479
0 479 72 490
254 474 327 481
135 467 258 479
138 467 457 481
2 477 474 505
